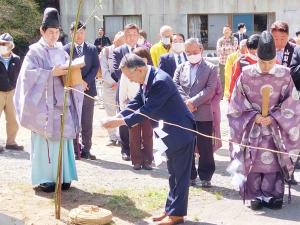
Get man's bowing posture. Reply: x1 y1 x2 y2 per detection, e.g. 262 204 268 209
102 53 195 225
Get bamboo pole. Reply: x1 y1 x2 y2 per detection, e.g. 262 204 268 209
55 0 83 219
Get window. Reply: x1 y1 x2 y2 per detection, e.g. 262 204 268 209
254 14 268 33
188 15 208 48
104 15 142 41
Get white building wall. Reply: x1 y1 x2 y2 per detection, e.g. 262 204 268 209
59 0 300 46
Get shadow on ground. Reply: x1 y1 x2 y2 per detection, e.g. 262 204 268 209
79 158 169 179
256 193 300 222
0 150 30 160
35 186 151 224
198 185 240 200
0 213 24 225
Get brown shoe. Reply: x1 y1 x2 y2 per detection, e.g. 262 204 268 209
157 216 184 225
152 212 167 222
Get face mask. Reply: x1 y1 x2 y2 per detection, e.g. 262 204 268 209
187 53 202 64
0 45 9 55
243 28 247 34
161 36 171 45
172 43 185 53
137 37 145 45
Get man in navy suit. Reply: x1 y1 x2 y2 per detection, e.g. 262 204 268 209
64 21 100 160
111 23 140 161
103 53 195 225
233 23 248 45
158 33 187 78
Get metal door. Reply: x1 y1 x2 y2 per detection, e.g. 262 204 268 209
208 15 228 49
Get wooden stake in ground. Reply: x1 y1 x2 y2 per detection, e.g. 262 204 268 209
54 0 83 219
261 86 271 117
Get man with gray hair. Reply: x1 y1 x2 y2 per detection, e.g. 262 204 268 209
102 53 195 225
150 25 173 67
0 33 23 152
174 38 218 188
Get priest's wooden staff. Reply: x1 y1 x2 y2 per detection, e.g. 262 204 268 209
54 0 83 219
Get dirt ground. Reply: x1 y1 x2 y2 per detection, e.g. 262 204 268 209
1 101 300 225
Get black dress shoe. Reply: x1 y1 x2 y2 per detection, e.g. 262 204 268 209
5 144 24 151
142 164 153 170
289 175 298 185
39 182 56 193
295 160 300 170
133 164 142 170
81 152 96 160
263 198 283 209
190 179 197 186
121 153 130 161
62 182 71 191
250 198 263 210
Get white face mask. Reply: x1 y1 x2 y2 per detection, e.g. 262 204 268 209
187 53 202 64
0 45 9 55
137 37 145 45
161 36 171 45
172 43 185 53
243 28 247 34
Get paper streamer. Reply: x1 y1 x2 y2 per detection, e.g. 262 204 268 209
153 120 168 166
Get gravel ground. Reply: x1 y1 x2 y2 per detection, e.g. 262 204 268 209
1 101 300 225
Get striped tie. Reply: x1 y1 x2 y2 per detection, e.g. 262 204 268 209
77 45 83 57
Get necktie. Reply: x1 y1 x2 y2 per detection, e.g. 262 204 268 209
77 45 83 57
142 84 147 103
177 55 182 65
131 47 134 53
239 33 242 42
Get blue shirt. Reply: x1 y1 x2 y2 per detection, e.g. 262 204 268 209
0 55 12 70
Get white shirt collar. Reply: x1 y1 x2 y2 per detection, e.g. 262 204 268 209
256 63 276 75
75 42 84 49
143 65 152 86
126 44 136 53
40 37 62 48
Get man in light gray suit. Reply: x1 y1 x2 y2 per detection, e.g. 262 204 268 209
173 38 218 188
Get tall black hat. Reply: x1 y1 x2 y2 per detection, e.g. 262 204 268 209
257 31 276 61
42 7 60 28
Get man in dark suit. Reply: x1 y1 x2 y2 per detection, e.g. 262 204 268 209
103 53 195 225
158 33 187 78
111 23 140 161
290 46 300 171
64 21 100 160
94 27 111 54
271 21 296 68
174 38 218 188
233 23 248 45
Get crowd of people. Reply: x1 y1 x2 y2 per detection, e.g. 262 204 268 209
2 6 300 225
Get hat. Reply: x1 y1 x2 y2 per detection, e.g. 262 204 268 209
0 33 13 43
0 33 14 49
42 7 60 28
70 20 86 31
257 31 276 61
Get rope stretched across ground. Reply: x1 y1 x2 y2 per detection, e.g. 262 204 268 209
66 86 300 158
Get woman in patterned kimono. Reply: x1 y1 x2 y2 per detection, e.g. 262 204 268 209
228 31 300 210
14 8 83 192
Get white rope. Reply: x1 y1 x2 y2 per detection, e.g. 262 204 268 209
65 86 300 158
